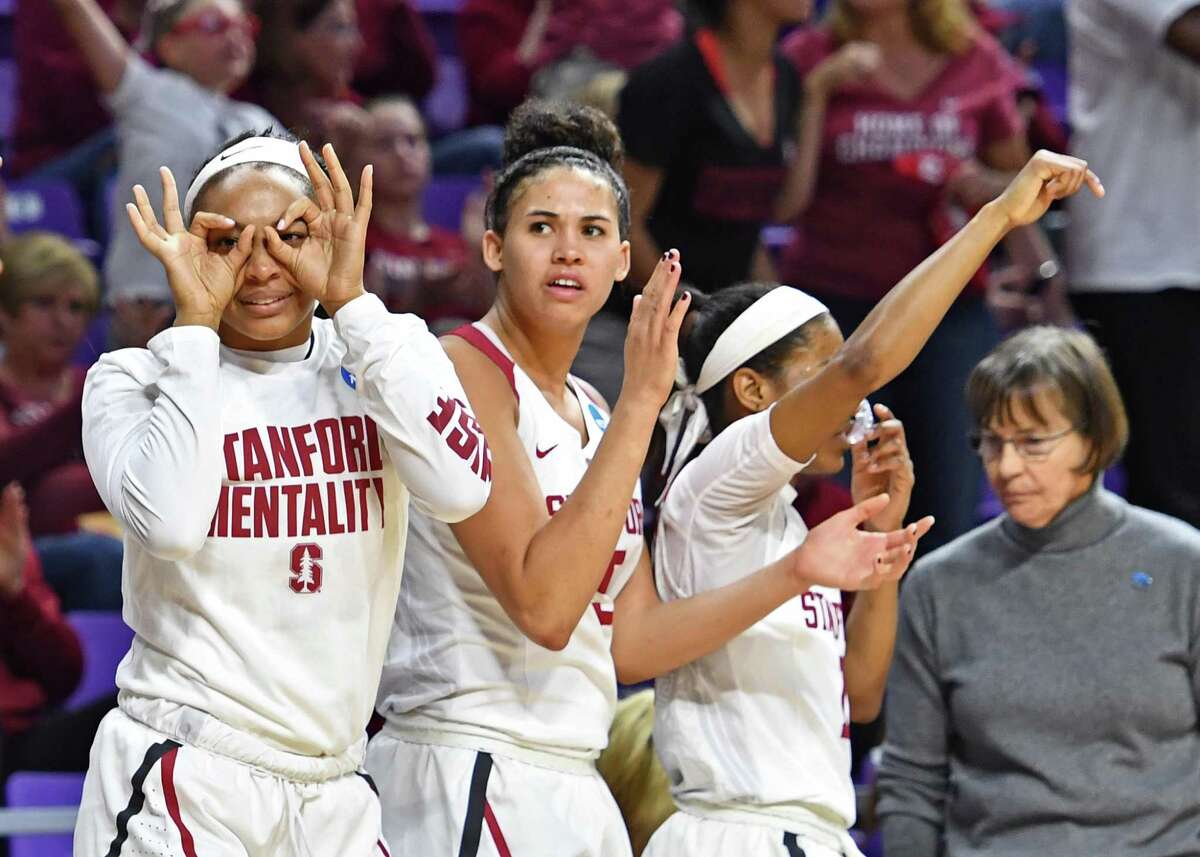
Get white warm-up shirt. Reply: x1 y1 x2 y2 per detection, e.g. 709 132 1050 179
1067 0 1200 292
653 407 855 830
376 322 645 763
82 295 491 759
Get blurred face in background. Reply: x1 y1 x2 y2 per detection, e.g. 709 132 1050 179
841 0 908 17
1 283 93 374
359 100 432 202
157 0 258 93
979 388 1095 529
292 0 364 96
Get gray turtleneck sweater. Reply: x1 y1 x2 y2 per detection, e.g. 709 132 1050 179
877 484 1200 857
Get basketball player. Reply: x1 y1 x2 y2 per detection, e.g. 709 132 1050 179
366 100 929 857
75 131 492 855
645 151 1105 857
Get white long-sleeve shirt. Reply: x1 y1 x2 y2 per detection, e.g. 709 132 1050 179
83 294 491 759
653 408 853 831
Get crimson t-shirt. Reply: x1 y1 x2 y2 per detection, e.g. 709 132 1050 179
779 27 1024 301
365 225 488 325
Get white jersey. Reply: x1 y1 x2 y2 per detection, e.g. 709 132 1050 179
653 407 854 830
376 321 645 762
82 294 491 763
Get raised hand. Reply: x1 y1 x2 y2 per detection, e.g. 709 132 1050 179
789 494 935 592
992 150 1104 230
264 140 373 317
619 249 690 410
850 403 915 532
125 167 253 330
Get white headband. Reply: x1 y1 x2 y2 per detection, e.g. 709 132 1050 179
184 137 308 219
657 287 830 502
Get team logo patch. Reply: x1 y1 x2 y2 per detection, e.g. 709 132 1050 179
341 367 357 390
289 543 323 593
587 403 607 432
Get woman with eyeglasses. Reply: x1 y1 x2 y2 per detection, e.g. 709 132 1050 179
877 325 1200 857
50 0 273 319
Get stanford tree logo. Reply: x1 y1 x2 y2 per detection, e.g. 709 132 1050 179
289 543 323 594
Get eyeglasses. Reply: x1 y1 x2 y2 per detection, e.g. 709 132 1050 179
171 9 260 39
969 427 1076 461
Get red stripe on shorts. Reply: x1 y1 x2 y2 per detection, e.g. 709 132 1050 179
378 839 392 856
160 747 198 857
483 800 513 857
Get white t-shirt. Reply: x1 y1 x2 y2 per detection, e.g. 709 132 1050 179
104 56 277 302
82 295 491 759
653 408 855 830
376 322 646 763
1067 0 1200 292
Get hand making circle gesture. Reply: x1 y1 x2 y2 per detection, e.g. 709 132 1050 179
264 141 373 317
125 167 254 330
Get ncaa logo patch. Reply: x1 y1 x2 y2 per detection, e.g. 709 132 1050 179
587 403 608 432
341 367 357 390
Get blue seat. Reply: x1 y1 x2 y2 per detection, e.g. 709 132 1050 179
423 175 481 232
5 771 84 857
64 611 133 710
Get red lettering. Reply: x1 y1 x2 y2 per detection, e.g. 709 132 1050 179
625 499 644 535
341 416 368 472
208 485 229 537
366 417 383 471
267 426 301 478
372 477 385 518
343 479 357 532
242 428 272 482
301 483 326 536
326 481 346 535
230 485 251 538
355 478 373 530
282 483 303 538
252 485 279 538
802 592 819 629
223 433 240 481
315 418 345 474
591 549 625 626
292 425 317 476
425 397 457 433
546 495 565 516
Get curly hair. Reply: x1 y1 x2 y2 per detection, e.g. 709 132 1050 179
829 0 976 55
486 98 629 239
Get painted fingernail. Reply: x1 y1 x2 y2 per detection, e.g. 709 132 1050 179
670 263 678 272
276 219 286 229
662 251 669 260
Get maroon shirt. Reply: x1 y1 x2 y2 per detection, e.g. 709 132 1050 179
458 0 681 127
0 368 104 535
10 0 132 176
365 225 489 325
353 0 438 101
0 549 84 735
779 27 1025 302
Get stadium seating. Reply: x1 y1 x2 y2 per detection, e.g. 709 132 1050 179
5 772 83 857
63 611 133 710
423 175 481 231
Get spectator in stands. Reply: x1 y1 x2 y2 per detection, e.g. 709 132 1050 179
878 326 1200 857
777 0 1042 552
8 0 141 180
459 0 681 127
0 482 114 786
355 97 493 330
51 0 276 314
247 0 369 156
0 233 104 536
0 231 125 611
353 0 438 102
618 0 806 294
1066 0 1200 528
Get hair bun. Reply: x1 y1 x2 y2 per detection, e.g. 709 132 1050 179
502 99 624 170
